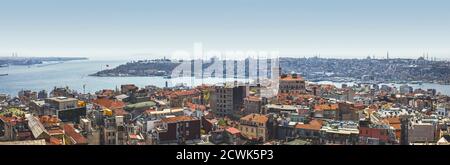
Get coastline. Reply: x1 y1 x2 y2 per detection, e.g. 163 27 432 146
1 59 450 97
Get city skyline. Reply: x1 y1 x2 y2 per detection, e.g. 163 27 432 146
1 0 450 60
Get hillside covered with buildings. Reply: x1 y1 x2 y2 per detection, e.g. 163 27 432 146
1 72 450 145
90 57 450 85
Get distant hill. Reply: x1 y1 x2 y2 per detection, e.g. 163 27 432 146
89 57 450 84
90 59 181 77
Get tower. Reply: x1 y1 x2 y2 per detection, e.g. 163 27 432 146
400 115 410 145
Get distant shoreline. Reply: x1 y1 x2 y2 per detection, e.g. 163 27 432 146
0 56 88 66
89 57 450 85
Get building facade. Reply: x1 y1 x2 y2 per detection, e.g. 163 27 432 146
212 84 248 119
239 113 269 142
156 116 201 144
279 74 306 94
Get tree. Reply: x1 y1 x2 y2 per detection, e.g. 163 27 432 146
218 119 227 127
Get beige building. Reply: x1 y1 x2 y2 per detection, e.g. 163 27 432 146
239 113 269 141
45 97 78 110
279 74 305 94
408 122 437 143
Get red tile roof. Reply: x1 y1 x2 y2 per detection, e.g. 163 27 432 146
0 115 14 123
0 115 22 126
39 115 60 125
186 102 207 111
226 127 241 135
114 108 129 116
64 124 87 144
280 74 304 81
240 113 268 124
382 117 401 130
49 137 63 145
295 119 323 131
161 116 195 123
314 104 339 111
169 89 199 98
93 98 125 109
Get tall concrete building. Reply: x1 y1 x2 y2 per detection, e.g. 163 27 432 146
43 97 87 122
212 83 249 119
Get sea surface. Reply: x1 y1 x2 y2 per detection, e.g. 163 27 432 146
0 60 249 96
1 60 449 96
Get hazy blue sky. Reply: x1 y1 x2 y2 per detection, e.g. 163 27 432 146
0 0 449 60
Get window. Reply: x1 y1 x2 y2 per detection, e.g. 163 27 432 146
186 122 189 128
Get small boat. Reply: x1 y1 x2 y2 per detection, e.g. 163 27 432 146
0 73 8 76
0 64 8 67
